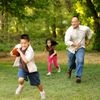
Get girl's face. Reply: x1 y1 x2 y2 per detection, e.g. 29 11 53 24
20 39 30 50
47 40 51 47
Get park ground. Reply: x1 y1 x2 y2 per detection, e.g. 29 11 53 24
0 51 100 100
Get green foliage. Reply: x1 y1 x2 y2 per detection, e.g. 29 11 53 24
0 44 10 52
0 0 72 52
73 0 100 51
0 0 100 51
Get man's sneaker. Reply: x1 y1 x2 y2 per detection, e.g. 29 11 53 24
15 86 23 95
40 91 46 100
57 66 61 73
46 72 51 76
67 70 72 78
76 77 81 83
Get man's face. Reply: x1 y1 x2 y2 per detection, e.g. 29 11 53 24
20 39 29 49
71 17 80 29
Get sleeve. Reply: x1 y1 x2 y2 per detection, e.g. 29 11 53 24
65 28 73 46
25 49 34 62
86 26 93 40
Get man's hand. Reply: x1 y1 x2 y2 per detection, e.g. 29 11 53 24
72 42 81 51
85 40 90 46
72 42 81 47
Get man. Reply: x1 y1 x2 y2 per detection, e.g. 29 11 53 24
65 16 92 83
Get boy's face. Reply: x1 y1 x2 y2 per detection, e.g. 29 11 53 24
20 39 30 49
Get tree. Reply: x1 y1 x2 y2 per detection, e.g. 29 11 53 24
73 0 100 51
85 0 100 50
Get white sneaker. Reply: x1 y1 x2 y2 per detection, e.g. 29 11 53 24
46 72 51 76
57 66 61 73
40 91 46 100
15 86 23 95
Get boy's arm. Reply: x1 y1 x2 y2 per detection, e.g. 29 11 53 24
17 48 28 63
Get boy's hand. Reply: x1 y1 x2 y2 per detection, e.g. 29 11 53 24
17 48 22 54
10 48 20 57
10 51 15 56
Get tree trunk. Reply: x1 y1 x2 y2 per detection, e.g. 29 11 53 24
44 19 51 35
52 23 56 38
86 0 100 51
52 17 56 38
0 0 9 43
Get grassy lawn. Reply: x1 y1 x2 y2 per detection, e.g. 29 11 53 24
0 60 100 100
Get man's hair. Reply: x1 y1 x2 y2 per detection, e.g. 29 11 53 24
72 16 79 20
20 34 30 41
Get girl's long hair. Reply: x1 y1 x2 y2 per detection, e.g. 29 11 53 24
46 38 58 50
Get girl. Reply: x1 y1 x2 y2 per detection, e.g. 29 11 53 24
46 38 61 75
10 34 46 99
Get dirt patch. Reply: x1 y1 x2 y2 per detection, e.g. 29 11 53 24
85 52 100 64
0 51 100 64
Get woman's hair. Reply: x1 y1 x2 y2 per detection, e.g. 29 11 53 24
46 38 58 49
20 34 30 41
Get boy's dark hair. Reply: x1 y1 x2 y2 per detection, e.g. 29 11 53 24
20 34 30 41
46 38 58 49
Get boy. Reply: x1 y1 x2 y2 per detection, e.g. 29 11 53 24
10 34 46 99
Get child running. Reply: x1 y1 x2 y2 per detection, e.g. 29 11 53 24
45 38 61 76
10 34 46 99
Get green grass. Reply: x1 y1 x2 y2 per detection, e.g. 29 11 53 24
0 61 100 100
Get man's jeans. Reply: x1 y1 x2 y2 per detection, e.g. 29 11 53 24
68 48 85 77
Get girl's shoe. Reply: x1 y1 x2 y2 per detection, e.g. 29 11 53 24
57 66 61 73
46 72 51 76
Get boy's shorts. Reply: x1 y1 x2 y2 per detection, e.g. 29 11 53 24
18 68 40 86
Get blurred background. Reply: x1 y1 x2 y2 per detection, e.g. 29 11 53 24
0 0 100 52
